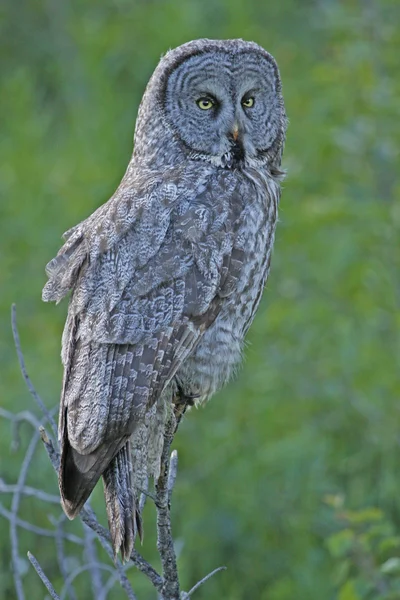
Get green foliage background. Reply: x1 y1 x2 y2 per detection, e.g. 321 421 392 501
0 0 399 598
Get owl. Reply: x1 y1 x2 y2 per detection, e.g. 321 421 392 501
42 39 287 562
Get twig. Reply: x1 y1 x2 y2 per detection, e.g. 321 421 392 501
130 550 163 593
54 514 78 600
101 571 125 599
11 304 58 438
139 475 149 513
167 450 178 502
156 414 180 600
79 504 161 595
98 564 135 600
40 426 60 470
0 407 42 429
181 566 227 599
137 487 157 504
95 535 138 600
79 511 139 600
27 552 61 600
0 407 42 451
0 479 60 504
59 563 116 600
83 524 103 599
10 421 45 600
0 503 84 545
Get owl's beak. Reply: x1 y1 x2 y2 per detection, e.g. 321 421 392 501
228 122 245 163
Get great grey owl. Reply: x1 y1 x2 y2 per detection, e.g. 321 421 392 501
42 38 287 562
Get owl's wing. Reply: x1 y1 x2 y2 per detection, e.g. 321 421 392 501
43 166 244 519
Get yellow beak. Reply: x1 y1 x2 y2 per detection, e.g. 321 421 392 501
232 123 239 141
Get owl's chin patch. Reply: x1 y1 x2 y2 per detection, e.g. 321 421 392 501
220 149 245 169
230 139 245 161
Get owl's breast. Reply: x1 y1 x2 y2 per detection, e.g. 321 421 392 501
175 168 280 403
231 169 280 335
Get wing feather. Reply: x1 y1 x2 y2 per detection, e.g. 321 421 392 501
44 166 246 525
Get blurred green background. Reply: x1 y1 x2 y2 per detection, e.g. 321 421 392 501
1 0 399 598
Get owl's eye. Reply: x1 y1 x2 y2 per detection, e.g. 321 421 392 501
242 97 255 108
196 97 214 110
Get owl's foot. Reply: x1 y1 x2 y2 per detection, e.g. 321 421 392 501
173 383 200 427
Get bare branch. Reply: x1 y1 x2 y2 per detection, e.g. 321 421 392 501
59 563 117 600
0 407 42 451
10 424 42 600
54 514 78 600
156 414 180 600
96 541 138 599
0 503 84 545
137 487 157 504
11 304 58 438
101 571 126 599
181 566 227 599
139 475 149 513
79 503 162 595
40 426 60 470
167 450 178 501
0 479 60 504
81 524 139 600
130 549 164 593
27 552 61 600
83 525 103 599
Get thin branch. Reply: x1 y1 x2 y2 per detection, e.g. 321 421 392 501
95 537 138 600
182 566 227 599
83 524 103 600
137 487 157 504
80 503 161 595
0 407 42 451
0 503 84 545
79 515 139 600
39 426 60 470
0 407 42 429
54 515 78 600
10 424 43 600
130 549 164 593
101 571 124 599
156 414 180 600
167 450 178 502
11 304 58 438
59 563 116 600
0 479 60 504
139 475 149 513
27 552 61 600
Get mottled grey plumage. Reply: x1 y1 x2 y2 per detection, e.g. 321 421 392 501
42 38 287 561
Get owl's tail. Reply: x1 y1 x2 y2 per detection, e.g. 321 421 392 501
102 441 143 563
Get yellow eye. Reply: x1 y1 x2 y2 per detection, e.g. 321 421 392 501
197 98 214 110
242 97 255 108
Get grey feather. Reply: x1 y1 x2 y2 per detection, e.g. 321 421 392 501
42 38 287 561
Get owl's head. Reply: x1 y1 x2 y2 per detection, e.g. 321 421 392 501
134 39 287 169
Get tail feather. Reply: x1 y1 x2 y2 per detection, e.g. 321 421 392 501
58 391 170 561
60 434 126 519
103 441 142 562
